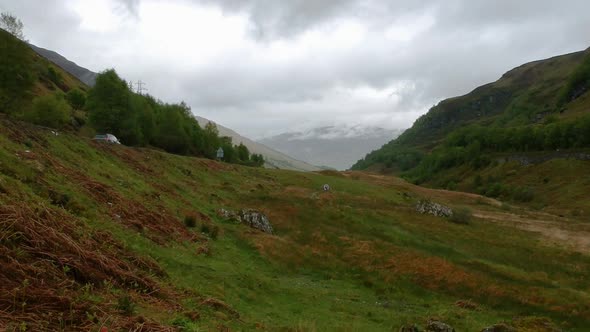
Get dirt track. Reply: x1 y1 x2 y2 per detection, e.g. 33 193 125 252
474 210 590 253
344 172 590 254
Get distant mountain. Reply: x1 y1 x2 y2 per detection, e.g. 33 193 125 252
28 44 98 86
28 43 318 172
259 126 403 170
195 117 321 172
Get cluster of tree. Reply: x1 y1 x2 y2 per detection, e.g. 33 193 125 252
405 115 590 184
0 20 264 167
86 69 264 166
445 115 590 152
0 28 34 115
351 143 423 171
0 12 25 41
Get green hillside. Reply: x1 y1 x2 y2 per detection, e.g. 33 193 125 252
1 27 590 331
2 116 590 331
0 28 264 167
352 48 590 216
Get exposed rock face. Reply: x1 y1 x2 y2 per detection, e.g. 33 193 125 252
425 320 455 332
416 200 453 218
218 208 274 234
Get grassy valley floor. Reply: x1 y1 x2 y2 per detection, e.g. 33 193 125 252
0 118 589 331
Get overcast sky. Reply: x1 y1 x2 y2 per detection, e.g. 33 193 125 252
1 0 590 138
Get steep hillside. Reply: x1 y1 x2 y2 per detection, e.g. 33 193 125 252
259 126 403 170
195 116 321 172
0 28 87 112
29 44 98 87
1 116 590 331
353 48 590 215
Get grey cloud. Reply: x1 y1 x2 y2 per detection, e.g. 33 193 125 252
1 0 590 139
194 0 360 39
114 0 141 17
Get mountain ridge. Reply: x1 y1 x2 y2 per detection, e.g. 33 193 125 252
352 47 590 215
28 43 98 87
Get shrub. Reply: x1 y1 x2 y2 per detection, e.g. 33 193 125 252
449 207 472 224
485 182 504 198
512 186 534 202
200 224 210 234
66 88 86 110
445 181 457 190
184 215 197 228
47 66 63 87
116 295 135 316
28 93 72 128
72 110 87 126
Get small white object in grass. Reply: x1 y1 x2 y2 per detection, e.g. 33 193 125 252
322 184 330 192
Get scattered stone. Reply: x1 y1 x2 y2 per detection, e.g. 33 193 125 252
425 319 455 332
481 323 516 332
455 299 478 310
239 209 274 234
399 324 420 332
416 200 453 218
218 208 238 220
218 208 274 234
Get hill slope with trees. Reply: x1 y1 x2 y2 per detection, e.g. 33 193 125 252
353 48 590 216
0 27 263 167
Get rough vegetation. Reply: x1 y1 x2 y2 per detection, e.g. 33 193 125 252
218 208 274 234
0 29 263 167
0 117 589 330
353 48 590 215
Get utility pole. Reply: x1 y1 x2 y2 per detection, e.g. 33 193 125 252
136 80 147 95
128 80 134 91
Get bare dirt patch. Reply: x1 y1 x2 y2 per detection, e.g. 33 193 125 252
474 210 590 253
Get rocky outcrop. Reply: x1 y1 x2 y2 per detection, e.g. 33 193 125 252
416 200 453 218
218 208 274 234
425 320 455 332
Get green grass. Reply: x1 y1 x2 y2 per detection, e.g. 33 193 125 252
1 119 589 331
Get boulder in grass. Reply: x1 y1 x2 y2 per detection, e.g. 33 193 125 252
425 319 455 332
416 200 453 218
218 208 274 234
